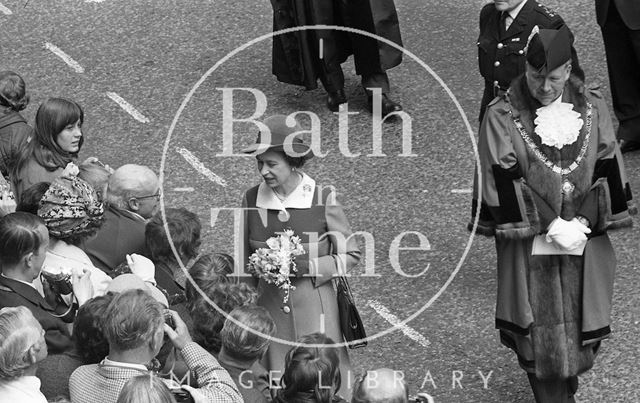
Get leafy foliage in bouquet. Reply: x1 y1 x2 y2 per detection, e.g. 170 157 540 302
247 229 305 303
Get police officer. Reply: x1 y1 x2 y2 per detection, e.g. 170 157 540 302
477 0 584 122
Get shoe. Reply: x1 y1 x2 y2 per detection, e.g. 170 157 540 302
367 93 403 116
326 89 347 112
619 139 640 153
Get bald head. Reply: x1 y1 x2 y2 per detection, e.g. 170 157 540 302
352 369 408 403
106 164 160 219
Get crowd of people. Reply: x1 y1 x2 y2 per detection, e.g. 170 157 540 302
0 73 409 403
0 0 638 402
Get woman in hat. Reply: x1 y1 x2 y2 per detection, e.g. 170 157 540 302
239 114 361 398
472 26 634 401
38 175 112 307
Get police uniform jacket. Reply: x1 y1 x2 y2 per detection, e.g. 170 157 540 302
477 0 583 121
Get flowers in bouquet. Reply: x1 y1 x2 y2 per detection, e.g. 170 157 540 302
247 229 306 303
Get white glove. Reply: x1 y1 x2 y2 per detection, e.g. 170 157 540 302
126 254 156 285
545 217 591 251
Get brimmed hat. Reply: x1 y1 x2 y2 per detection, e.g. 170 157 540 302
526 26 572 72
38 175 104 239
241 115 313 159
106 274 169 307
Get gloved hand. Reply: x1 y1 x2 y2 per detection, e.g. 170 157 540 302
126 254 156 285
546 217 591 251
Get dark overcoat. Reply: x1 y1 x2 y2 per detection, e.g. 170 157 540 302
472 75 634 379
270 0 403 89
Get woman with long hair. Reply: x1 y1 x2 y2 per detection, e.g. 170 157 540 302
11 98 84 202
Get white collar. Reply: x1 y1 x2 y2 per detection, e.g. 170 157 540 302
508 0 528 20
102 357 148 371
256 172 315 211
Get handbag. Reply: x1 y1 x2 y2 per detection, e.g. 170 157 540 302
335 276 367 349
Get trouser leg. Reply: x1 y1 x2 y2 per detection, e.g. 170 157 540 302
527 374 577 403
306 0 345 94
361 72 390 95
335 0 389 95
601 2 640 140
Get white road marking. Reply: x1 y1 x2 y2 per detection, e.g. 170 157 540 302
319 38 324 59
451 188 472 194
176 147 228 187
44 42 85 73
173 187 195 192
105 92 150 123
368 300 430 348
0 3 12 14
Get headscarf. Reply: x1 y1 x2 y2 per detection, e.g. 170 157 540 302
38 174 104 239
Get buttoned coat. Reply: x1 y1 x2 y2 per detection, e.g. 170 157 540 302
241 173 360 397
477 0 583 121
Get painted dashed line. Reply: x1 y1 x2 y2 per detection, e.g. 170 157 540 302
173 187 195 192
44 42 85 73
0 2 12 14
368 300 430 348
176 147 228 187
105 92 150 123
451 188 472 194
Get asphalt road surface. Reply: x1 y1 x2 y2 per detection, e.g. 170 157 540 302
2 0 639 402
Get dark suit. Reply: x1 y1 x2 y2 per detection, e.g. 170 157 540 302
596 0 640 140
0 275 72 354
83 205 149 275
477 0 583 121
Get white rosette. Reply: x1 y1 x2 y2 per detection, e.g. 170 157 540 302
534 102 584 149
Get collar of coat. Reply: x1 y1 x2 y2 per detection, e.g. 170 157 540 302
501 74 588 118
0 275 54 311
255 172 316 210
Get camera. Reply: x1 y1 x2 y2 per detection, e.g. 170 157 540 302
170 388 195 403
164 310 176 330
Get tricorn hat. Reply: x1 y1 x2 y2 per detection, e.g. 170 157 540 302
526 25 572 72
241 114 313 159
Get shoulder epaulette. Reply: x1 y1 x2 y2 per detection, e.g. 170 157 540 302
534 2 558 19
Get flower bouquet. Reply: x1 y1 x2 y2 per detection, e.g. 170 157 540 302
247 229 305 303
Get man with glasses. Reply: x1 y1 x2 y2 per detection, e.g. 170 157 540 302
84 164 159 275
